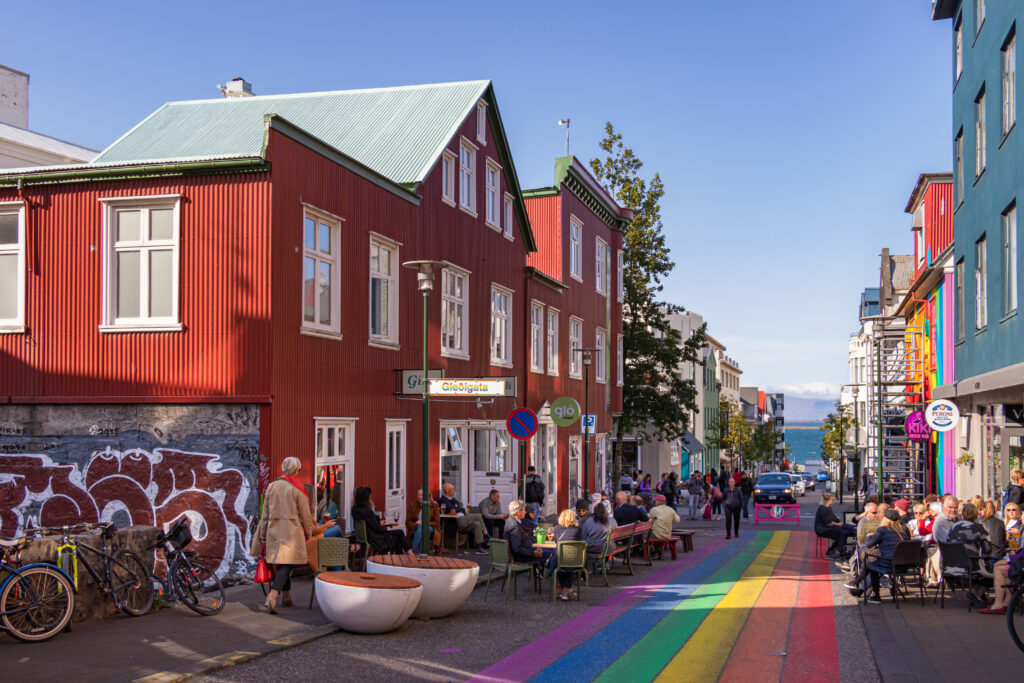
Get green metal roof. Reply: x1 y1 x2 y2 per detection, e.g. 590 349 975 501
94 80 491 185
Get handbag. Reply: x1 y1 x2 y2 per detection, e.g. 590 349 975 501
254 556 272 584
712 486 723 500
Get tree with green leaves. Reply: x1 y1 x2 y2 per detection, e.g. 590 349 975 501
820 404 856 467
589 123 707 476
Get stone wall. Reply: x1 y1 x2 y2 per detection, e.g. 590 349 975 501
0 404 260 582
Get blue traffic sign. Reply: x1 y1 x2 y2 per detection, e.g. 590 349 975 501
580 414 596 435
506 408 539 440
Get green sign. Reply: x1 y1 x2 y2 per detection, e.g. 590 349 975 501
550 396 581 428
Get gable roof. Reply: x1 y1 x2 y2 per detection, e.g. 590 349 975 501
0 122 97 163
94 80 491 185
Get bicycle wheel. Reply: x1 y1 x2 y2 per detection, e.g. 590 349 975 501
110 550 154 617
0 565 75 642
1008 586 1024 654
171 558 225 616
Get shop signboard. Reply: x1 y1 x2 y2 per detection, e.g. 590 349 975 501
399 369 445 395
550 396 581 428
925 400 960 432
905 411 931 442
427 378 516 397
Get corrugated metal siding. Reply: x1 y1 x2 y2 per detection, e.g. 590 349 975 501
0 173 272 400
926 182 954 260
525 195 562 280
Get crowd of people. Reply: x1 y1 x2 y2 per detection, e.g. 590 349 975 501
816 469 1024 609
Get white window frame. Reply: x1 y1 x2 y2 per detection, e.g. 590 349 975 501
315 418 357 532
490 284 512 367
99 194 182 333
617 249 624 302
546 307 559 376
442 150 456 207
459 137 477 217
975 0 985 38
595 327 607 383
976 236 988 329
503 193 514 241
297 204 343 339
441 265 470 359
477 100 487 145
957 258 966 340
955 130 965 204
485 159 501 231
530 301 545 374
569 215 583 282
1005 204 1018 315
1003 31 1016 136
617 333 624 386
595 237 609 295
0 201 25 333
955 16 963 83
569 317 582 379
369 234 399 348
976 88 987 179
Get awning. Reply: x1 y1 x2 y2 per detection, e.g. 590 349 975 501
681 430 704 454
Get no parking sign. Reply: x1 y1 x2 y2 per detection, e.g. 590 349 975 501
506 408 538 440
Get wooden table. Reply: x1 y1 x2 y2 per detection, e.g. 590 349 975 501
367 554 476 570
535 542 556 549
314 571 422 634
366 554 479 618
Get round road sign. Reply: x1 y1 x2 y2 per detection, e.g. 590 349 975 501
550 396 581 428
507 408 538 440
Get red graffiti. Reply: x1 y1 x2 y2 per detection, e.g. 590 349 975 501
0 448 253 577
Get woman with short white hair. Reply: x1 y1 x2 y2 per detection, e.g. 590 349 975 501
250 457 313 613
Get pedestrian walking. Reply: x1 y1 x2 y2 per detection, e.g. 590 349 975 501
723 477 743 539
686 472 703 520
739 471 754 521
251 456 313 614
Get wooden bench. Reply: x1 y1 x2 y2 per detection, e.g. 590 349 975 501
587 524 636 586
648 535 681 560
673 530 694 553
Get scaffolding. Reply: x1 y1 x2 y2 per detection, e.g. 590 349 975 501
864 316 927 500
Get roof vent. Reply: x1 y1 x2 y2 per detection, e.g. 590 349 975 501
218 77 254 98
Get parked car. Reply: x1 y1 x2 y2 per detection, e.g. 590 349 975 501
816 471 830 482
800 472 816 491
789 473 806 497
752 472 797 505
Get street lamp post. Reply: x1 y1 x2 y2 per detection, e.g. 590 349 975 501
853 385 861 512
575 347 597 502
402 260 446 555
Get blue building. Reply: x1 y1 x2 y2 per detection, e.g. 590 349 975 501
933 0 1023 501
859 287 880 318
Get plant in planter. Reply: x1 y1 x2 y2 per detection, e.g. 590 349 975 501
955 451 975 468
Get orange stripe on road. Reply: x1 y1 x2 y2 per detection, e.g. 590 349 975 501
780 532 841 682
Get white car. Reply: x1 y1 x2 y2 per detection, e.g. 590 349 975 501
789 473 806 497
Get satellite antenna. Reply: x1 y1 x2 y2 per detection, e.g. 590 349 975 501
557 118 570 156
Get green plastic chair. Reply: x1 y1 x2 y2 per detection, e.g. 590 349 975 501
354 520 370 570
585 530 613 586
308 537 350 609
551 541 589 601
483 539 537 602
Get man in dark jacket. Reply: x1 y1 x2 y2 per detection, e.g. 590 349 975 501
524 466 545 518
613 491 645 526
723 477 744 539
739 472 754 521
506 499 544 564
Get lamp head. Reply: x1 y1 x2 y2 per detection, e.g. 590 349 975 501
402 260 447 292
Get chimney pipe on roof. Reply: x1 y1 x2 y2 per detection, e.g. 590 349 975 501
217 77 254 98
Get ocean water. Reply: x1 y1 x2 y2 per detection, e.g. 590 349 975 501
785 422 824 468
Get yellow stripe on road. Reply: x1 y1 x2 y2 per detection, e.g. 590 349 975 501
654 531 789 683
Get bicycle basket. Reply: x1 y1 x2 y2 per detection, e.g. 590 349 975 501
165 519 193 550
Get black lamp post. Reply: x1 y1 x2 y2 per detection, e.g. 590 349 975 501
577 347 597 502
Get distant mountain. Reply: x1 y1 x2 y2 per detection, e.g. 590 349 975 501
785 396 837 421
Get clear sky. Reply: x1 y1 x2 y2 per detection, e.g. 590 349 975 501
3 0 951 399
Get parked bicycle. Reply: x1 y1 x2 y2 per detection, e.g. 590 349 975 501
1008 575 1024 654
33 522 152 617
0 536 75 642
148 518 225 616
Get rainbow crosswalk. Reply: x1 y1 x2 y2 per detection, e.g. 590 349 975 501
467 531 840 683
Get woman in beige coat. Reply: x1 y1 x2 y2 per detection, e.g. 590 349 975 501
251 457 313 613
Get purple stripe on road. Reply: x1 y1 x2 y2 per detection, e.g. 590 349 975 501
466 535 727 683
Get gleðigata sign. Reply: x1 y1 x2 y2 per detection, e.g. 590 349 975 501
925 399 960 432
427 379 510 397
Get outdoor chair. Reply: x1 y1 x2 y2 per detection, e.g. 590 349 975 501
814 534 829 558
585 531 613 587
936 541 987 611
863 541 924 608
482 539 537 603
551 541 589 602
308 537 350 609
440 517 468 554
353 521 369 571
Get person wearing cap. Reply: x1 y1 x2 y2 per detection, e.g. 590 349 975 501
893 499 912 526
648 494 680 540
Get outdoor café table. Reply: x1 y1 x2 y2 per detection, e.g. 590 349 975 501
314 571 422 634
366 554 479 618
535 542 556 549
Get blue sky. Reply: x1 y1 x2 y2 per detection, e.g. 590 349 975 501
4 0 951 398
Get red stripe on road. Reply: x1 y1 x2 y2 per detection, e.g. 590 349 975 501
780 532 840 681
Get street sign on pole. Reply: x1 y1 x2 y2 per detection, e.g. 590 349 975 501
507 408 539 440
550 396 581 428
580 414 596 435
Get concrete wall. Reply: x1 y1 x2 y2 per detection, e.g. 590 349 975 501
0 65 28 128
0 403 259 581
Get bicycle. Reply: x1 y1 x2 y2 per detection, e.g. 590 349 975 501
1008 575 1024 653
0 536 76 642
34 522 153 617
147 518 225 616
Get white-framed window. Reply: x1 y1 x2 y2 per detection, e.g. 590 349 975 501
595 327 607 383
955 129 965 204
617 249 624 302
315 419 356 531
1003 31 1016 136
0 202 25 332
976 87 987 178
370 235 399 346
617 333 624 386
975 0 984 37
503 193 514 240
442 266 469 358
1005 203 1018 315
957 258 966 340
530 301 544 373
595 237 609 294
569 215 582 281
490 284 511 366
955 15 963 82
99 195 182 332
546 308 559 376
569 317 582 378
299 205 342 338
485 159 501 230
477 100 487 145
459 138 477 215
976 235 988 329
442 150 456 206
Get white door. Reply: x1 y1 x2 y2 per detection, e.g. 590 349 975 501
542 425 557 517
385 423 406 525
569 436 582 503
470 426 517 510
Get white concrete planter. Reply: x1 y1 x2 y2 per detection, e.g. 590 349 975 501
315 572 422 634
367 558 479 618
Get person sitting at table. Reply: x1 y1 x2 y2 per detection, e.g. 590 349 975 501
438 483 489 554
351 486 415 558
815 493 856 558
979 503 1024 615
980 500 1006 559
863 509 910 604
407 488 442 553
893 499 912 526
581 501 615 554
907 503 933 540
574 498 590 523
613 491 645 526
1005 502 1023 554
478 489 508 540
631 496 651 519
553 509 581 542
648 494 680 541
949 502 993 601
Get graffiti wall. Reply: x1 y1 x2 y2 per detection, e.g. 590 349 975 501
0 404 259 580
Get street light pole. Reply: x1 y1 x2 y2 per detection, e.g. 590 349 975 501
853 385 860 512
402 260 446 555
575 347 597 503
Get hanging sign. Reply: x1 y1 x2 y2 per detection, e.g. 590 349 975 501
905 411 931 442
427 378 513 397
399 369 445 395
550 396 581 428
925 399 960 432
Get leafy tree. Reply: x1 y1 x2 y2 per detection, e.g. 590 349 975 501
590 123 707 475
707 398 742 466
820 404 856 486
